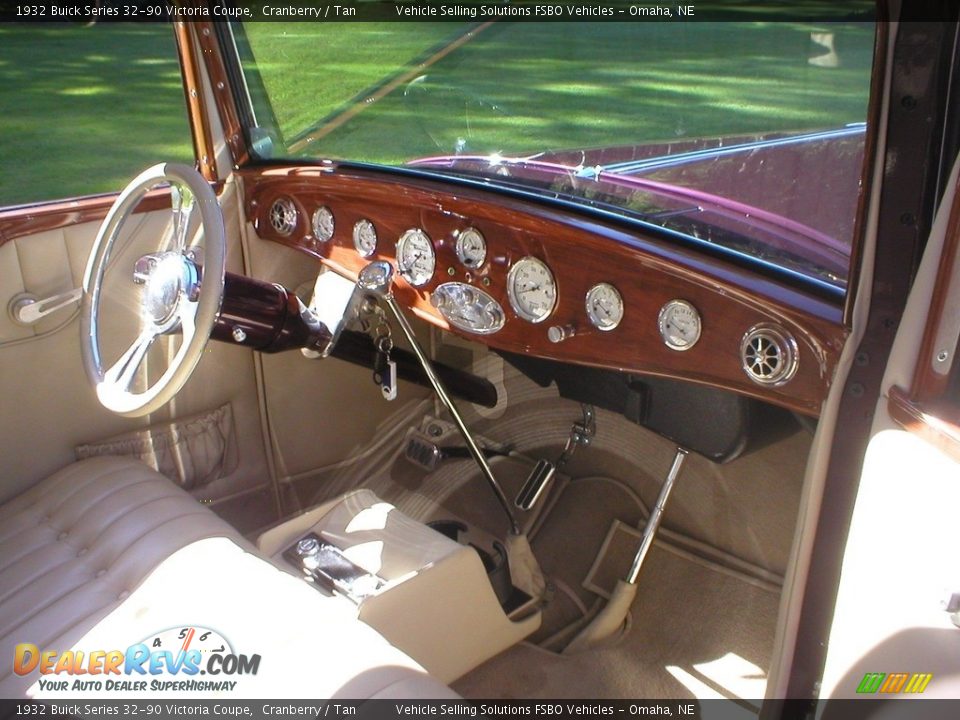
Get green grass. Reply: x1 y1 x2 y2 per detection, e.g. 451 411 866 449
0 23 193 207
243 21 876 163
0 20 875 208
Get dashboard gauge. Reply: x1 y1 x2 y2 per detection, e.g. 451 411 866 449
397 228 436 287
585 282 623 331
311 206 334 242
658 299 702 351
507 256 557 324
353 219 378 258
455 227 487 268
431 282 505 335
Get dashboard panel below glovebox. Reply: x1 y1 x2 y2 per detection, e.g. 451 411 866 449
239 164 848 417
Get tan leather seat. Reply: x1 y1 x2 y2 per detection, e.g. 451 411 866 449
0 457 456 699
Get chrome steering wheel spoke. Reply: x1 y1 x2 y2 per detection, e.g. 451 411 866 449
82 163 225 417
168 183 196 254
104 327 159 393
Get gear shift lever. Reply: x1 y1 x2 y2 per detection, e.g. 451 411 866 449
357 261 521 535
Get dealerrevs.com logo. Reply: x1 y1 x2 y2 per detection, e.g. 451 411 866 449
14 626 260 693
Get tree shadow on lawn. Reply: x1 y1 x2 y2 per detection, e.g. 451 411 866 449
0 23 193 205
290 21 876 162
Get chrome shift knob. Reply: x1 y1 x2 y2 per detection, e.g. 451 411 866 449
357 261 394 295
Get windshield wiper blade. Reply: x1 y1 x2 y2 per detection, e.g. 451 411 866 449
644 205 703 221
577 124 867 178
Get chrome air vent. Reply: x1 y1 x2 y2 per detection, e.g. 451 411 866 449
740 324 798 386
269 198 298 236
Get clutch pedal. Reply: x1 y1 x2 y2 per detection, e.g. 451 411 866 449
403 429 444 472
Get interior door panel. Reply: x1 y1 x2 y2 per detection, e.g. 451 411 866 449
0 181 273 532
820 156 960 699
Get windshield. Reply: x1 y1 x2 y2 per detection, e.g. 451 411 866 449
233 16 875 291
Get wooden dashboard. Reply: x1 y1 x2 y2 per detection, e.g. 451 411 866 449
240 165 848 416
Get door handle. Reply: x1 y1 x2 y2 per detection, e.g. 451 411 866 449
9 288 82 325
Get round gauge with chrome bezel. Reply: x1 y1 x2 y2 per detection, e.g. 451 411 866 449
396 228 436 287
353 219 378 258
585 282 623 331
507 256 557 324
312 206 335 242
455 227 487 268
658 299 701 351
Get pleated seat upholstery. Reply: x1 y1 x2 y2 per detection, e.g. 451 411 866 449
0 457 455 699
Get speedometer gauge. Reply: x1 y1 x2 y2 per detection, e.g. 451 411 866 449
397 229 435 287
585 282 623 331
455 228 487 268
507 257 557 324
658 299 701 351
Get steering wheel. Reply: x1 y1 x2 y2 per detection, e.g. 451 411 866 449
80 163 226 417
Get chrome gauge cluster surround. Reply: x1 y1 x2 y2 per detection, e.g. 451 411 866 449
507 256 557 324
397 228 436 287
311 206 335 242
431 282 505 335
585 282 624 331
455 227 487 268
353 218 378 258
658 299 701 351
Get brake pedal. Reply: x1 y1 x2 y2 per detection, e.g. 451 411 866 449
516 404 594 511
515 459 557 510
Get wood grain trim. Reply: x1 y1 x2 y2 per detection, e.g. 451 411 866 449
0 190 172 246
889 386 960 462
192 19 250 169
241 165 847 416
174 20 217 181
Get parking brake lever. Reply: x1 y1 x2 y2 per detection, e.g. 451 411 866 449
357 261 521 535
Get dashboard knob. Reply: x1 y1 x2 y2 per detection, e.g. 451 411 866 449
548 325 576 343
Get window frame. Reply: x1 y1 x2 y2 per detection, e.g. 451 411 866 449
214 13 885 310
0 21 208 241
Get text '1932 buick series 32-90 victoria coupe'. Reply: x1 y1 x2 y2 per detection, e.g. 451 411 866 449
0 0 959 714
